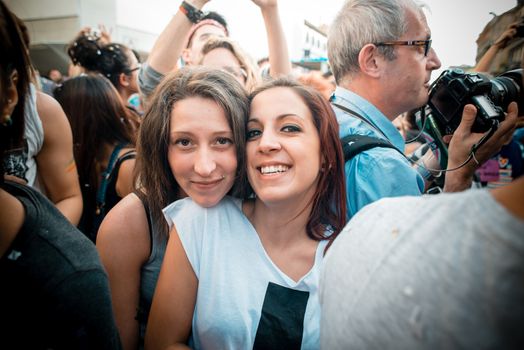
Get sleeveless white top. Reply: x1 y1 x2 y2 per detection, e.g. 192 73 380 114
163 196 326 350
4 83 44 187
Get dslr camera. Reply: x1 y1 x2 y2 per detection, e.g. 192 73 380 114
426 68 523 135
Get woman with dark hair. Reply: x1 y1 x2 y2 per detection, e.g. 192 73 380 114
0 1 121 348
54 74 139 241
146 78 347 349
67 31 141 107
3 12 83 226
96 66 249 350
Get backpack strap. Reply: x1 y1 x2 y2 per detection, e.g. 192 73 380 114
95 143 126 215
331 101 405 161
341 134 402 161
332 102 389 140
112 149 136 174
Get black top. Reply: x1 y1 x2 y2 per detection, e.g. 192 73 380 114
0 181 122 349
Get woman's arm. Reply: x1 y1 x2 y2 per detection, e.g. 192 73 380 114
252 0 292 77
475 23 518 73
35 91 83 225
146 0 210 74
145 225 197 350
96 194 151 350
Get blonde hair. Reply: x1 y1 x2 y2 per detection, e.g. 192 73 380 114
199 36 259 92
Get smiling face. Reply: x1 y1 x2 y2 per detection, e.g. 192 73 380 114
168 96 237 207
246 87 322 206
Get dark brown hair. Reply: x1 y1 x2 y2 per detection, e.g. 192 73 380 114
68 33 136 92
54 73 138 215
136 66 249 237
248 78 347 243
0 0 31 185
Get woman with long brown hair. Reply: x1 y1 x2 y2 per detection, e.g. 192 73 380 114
96 66 249 350
54 73 139 241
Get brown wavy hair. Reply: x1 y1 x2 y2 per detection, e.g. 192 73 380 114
136 66 249 237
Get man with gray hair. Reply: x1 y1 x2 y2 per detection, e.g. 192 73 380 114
327 0 519 220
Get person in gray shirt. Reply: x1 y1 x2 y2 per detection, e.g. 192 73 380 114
320 177 524 349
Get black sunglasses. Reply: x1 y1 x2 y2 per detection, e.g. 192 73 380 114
374 39 432 57
125 63 142 74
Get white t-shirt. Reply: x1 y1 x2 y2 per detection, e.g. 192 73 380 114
163 196 326 350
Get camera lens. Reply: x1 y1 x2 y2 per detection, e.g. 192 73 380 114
490 69 523 114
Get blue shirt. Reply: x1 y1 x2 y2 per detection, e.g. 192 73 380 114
331 86 424 221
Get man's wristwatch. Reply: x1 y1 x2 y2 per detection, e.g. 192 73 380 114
179 1 205 24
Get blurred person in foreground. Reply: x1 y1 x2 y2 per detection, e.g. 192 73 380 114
321 164 524 349
0 1 121 348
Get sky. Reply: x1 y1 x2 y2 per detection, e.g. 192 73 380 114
212 0 516 68
123 0 517 73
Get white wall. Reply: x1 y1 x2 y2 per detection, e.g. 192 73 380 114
6 0 78 19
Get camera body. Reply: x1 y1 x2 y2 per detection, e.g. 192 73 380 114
427 68 523 135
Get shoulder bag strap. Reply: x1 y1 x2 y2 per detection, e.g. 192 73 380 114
95 143 126 214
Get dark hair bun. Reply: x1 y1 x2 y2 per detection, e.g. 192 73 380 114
67 33 103 72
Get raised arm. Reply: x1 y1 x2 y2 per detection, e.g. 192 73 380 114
35 92 82 225
146 0 210 74
252 0 292 77
145 225 197 350
96 193 151 350
475 22 519 73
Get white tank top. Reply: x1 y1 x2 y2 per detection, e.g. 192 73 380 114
163 196 326 350
3 83 44 187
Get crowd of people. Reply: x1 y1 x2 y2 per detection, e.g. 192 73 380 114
1 0 523 349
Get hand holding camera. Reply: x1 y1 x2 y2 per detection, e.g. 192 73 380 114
443 102 518 191
415 66 521 191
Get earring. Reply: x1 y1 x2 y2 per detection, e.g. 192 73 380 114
1 114 12 127
320 163 332 173
1 99 13 127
